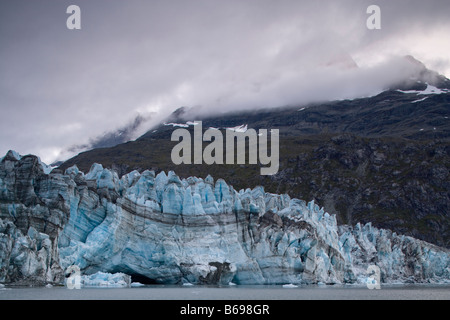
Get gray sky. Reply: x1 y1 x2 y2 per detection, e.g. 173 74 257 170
1 0 450 163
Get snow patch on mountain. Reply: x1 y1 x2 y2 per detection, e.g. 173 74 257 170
397 83 450 95
226 124 248 133
164 121 249 133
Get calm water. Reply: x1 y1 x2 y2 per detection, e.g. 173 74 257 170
1 284 449 300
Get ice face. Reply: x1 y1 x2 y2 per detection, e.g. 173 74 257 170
80 271 131 287
0 151 449 285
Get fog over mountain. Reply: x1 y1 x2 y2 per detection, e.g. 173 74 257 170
1 0 450 163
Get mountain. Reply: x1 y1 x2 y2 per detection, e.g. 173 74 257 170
1 151 449 285
59 57 450 248
393 55 450 91
64 113 152 157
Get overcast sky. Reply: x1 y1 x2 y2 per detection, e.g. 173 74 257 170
1 0 450 163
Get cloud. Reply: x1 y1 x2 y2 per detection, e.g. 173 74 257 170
1 0 450 163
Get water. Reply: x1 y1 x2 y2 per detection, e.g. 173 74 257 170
1 284 449 300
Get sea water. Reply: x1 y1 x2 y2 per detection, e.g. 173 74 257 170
1 284 449 300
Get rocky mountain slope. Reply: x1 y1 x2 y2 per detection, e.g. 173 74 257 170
0 151 449 286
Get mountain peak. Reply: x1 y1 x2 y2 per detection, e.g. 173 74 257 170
389 55 450 91
403 55 427 68
324 52 359 70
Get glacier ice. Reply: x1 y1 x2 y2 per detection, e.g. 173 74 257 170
0 150 449 286
80 272 131 288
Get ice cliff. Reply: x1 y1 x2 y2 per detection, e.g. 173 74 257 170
0 150 449 286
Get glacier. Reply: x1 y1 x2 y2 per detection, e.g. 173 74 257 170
80 272 131 288
0 150 449 286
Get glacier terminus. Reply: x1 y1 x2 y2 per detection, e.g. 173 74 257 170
0 150 449 287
